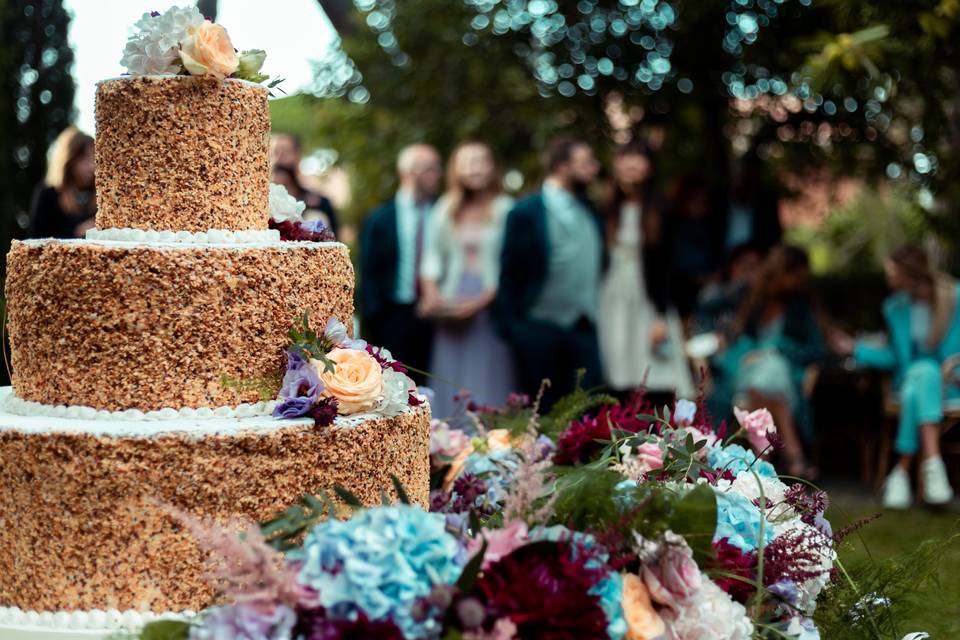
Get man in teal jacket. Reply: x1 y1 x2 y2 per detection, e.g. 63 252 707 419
494 136 604 408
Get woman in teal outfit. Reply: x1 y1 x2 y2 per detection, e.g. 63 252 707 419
716 245 826 479
837 244 958 508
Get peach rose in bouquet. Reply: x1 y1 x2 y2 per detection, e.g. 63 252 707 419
316 348 384 415
180 21 239 78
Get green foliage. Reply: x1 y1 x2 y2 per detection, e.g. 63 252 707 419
217 372 282 402
134 620 191 640
787 186 928 276
0 0 77 278
814 533 959 640
259 492 336 552
287 311 336 374
666 483 717 563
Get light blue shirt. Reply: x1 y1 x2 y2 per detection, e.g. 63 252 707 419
394 190 432 304
725 203 753 251
910 301 933 353
528 182 603 328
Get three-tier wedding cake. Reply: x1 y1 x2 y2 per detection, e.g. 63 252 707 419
0 8 430 638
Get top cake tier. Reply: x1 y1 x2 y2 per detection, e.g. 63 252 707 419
95 76 270 233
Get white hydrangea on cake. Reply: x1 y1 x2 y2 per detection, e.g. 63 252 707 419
268 183 307 223
120 6 204 76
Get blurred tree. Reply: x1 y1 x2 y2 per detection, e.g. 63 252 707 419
197 0 218 21
302 0 832 221
0 0 75 274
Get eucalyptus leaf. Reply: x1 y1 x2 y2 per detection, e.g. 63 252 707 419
138 620 191 640
390 473 411 504
455 539 487 592
333 484 363 508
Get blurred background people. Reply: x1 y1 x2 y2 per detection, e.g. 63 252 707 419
715 245 826 478
723 152 782 258
417 141 516 418
270 133 339 236
28 127 96 239
495 135 603 408
599 140 693 401
667 173 724 316
834 244 958 508
359 143 443 381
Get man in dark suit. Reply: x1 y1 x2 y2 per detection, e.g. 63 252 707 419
359 144 442 381
494 136 604 407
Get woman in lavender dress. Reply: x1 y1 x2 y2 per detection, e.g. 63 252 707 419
418 142 516 420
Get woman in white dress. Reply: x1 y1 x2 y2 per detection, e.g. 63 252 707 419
599 141 694 398
417 142 517 419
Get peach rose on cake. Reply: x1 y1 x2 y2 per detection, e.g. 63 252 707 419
315 348 384 415
180 21 239 78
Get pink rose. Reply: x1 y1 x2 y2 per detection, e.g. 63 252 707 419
734 406 777 452
642 534 703 609
179 21 239 79
430 420 471 460
635 442 665 473
467 520 529 569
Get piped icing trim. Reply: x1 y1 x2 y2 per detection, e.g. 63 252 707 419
18 237 344 251
0 387 427 437
0 605 194 633
86 227 280 245
3 389 277 422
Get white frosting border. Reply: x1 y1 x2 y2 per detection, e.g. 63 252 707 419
0 387 428 437
0 605 194 636
2 391 277 422
86 227 280 245
18 236 344 251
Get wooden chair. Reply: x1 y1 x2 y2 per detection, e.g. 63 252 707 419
873 355 960 490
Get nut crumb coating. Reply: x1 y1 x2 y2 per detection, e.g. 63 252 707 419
0 405 431 612
5 240 354 411
95 76 270 232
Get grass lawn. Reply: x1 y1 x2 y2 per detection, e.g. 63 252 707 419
825 489 960 639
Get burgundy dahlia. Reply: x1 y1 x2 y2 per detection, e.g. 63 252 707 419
471 541 609 639
554 403 651 465
269 219 336 242
707 538 757 603
294 609 404 640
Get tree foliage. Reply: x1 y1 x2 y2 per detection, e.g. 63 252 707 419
0 0 76 275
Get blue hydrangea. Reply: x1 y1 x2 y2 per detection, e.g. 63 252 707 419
531 526 627 640
708 443 777 478
714 488 774 552
295 505 463 639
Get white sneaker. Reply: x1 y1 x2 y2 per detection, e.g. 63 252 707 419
882 466 912 509
921 456 954 505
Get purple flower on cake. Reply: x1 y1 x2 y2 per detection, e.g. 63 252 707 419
189 603 296 640
279 356 323 401
323 317 349 346
273 397 315 420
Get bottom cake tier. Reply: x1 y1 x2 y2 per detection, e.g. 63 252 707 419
0 386 430 618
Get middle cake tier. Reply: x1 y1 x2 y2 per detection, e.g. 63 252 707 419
5 238 354 412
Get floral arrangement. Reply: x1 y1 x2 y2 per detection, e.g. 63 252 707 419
120 5 279 87
268 184 336 242
139 384 941 640
272 314 421 426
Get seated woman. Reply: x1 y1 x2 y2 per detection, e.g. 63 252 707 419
716 245 826 478
836 244 957 508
